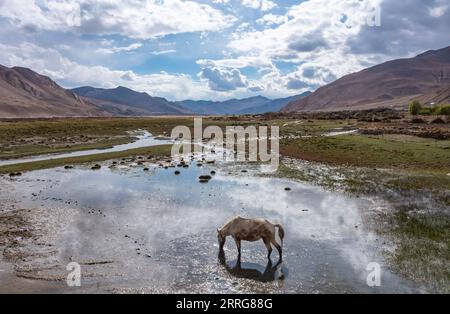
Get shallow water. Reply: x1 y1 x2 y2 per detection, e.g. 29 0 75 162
0 130 171 166
1 157 421 293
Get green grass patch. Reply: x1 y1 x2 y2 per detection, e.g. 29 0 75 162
280 133 450 171
383 208 450 293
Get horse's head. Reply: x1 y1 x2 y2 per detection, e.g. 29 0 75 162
217 228 225 249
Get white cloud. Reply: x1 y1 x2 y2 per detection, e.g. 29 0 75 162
256 14 288 26
199 66 247 91
242 0 277 11
221 0 385 91
0 0 237 39
95 43 143 54
150 49 177 55
429 4 448 18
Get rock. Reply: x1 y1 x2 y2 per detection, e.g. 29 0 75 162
431 117 445 124
206 160 215 164
91 164 101 170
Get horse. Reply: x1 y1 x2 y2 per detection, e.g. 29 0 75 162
217 216 285 261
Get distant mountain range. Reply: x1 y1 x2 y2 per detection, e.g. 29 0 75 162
0 64 308 118
175 92 311 115
1 45 449 118
283 46 450 112
72 86 192 116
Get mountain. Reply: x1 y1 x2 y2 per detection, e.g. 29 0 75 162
177 92 311 115
72 86 192 115
0 65 108 118
282 46 450 112
235 93 312 114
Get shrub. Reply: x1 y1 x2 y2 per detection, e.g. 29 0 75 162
431 104 450 116
408 100 422 115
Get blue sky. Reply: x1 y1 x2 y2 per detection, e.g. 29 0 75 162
0 0 449 101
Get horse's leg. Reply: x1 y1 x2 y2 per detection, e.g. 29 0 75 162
270 238 282 261
263 237 272 260
234 237 241 258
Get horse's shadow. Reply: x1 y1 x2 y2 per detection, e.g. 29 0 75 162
218 250 286 282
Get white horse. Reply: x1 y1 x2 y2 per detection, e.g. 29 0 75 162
217 216 285 261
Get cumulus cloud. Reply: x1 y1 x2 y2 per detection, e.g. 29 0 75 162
256 14 288 26
242 0 277 11
199 66 247 91
0 0 237 39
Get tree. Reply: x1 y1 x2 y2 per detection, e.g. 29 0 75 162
408 100 422 115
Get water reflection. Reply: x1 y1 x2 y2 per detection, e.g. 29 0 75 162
1 160 421 293
218 249 285 283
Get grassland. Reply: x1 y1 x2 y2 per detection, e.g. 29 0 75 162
2 117 448 171
281 133 450 171
0 116 448 291
0 117 193 159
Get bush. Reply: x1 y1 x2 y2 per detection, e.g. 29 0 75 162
431 104 450 116
408 100 422 115
409 101 450 116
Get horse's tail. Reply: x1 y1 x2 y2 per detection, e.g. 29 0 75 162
275 224 285 247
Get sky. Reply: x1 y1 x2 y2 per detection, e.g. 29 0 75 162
0 0 449 101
